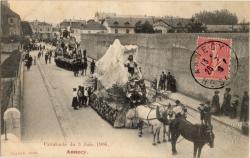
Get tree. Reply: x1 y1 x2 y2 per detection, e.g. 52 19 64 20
134 21 143 33
142 21 154 33
21 21 32 36
186 18 207 33
192 9 238 25
134 20 154 33
239 19 249 32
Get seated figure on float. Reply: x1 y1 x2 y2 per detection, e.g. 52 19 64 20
126 79 143 106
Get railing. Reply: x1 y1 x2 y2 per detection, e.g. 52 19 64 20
7 51 23 110
4 50 24 140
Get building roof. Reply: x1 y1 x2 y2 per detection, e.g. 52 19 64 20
104 17 155 28
81 21 107 30
60 19 86 29
1 4 21 37
154 18 190 28
30 20 52 26
1 4 20 19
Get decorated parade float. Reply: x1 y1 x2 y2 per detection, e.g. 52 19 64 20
53 36 174 129
88 39 174 128
54 37 82 70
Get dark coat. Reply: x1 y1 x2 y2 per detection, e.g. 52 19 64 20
211 94 220 114
72 97 78 107
90 61 95 72
221 93 231 114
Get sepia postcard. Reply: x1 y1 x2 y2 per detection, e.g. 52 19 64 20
0 0 249 158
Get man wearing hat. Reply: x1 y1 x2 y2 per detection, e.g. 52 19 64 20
198 103 205 123
204 101 212 126
221 88 232 116
211 90 220 116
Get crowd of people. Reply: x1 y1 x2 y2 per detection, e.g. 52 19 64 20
24 52 33 71
54 39 96 77
196 88 249 128
158 71 176 92
72 58 96 77
72 85 94 110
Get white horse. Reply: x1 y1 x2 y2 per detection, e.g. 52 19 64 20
133 103 172 145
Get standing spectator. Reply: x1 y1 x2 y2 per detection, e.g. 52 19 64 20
83 49 87 58
38 51 41 59
240 91 249 122
28 55 33 69
204 101 212 126
48 51 52 63
80 86 85 107
45 53 49 64
72 88 79 110
82 58 88 76
77 86 83 108
170 75 176 92
211 91 220 116
166 72 172 91
84 87 89 106
198 103 206 124
90 59 96 74
34 56 37 65
230 94 239 119
159 71 166 90
221 88 232 116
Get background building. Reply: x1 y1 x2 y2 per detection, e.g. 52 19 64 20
1 0 21 39
70 19 107 42
153 18 190 33
102 17 154 34
29 20 53 40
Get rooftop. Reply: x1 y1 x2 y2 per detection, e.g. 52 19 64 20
104 16 155 28
30 20 52 26
81 20 107 30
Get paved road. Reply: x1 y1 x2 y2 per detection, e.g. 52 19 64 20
21 49 248 158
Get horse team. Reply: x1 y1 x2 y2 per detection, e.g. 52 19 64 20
132 99 214 158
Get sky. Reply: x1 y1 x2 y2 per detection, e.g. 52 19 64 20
8 0 250 24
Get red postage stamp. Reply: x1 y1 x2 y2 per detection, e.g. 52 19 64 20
194 37 232 80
